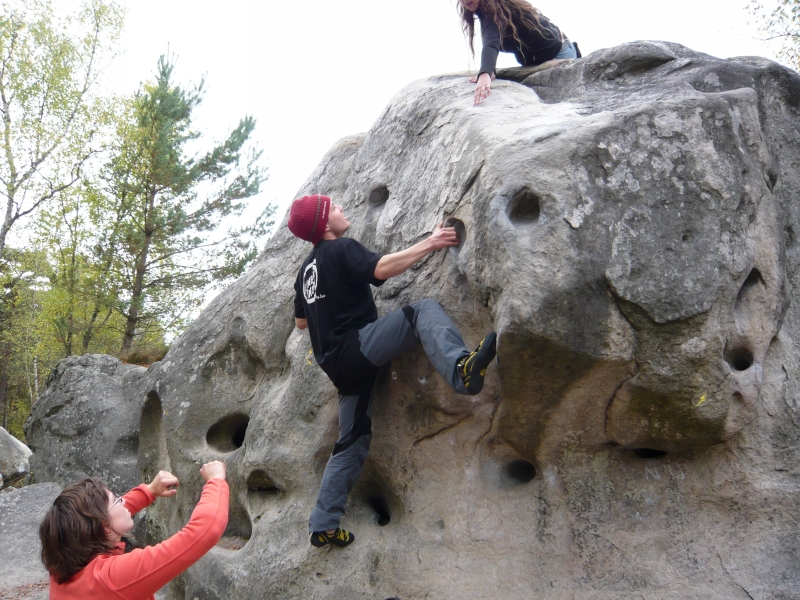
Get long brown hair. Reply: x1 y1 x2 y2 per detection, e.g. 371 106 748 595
39 477 118 584
459 0 548 57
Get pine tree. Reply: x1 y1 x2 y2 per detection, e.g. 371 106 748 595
102 56 272 353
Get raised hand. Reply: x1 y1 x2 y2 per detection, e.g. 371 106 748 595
200 460 227 482
428 222 461 250
146 470 180 497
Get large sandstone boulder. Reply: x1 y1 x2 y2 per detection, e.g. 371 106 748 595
0 427 31 489
0 483 60 594
26 42 800 598
25 354 146 491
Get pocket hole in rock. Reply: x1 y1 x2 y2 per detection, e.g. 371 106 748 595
367 496 391 526
247 470 280 517
219 493 252 550
444 217 466 255
139 392 169 491
737 268 763 299
368 185 390 207
632 448 668 459
505 459 536 484
216 535 248 551
206 413 249 453
247 470 280 494
725 347 754 372
766 169 778 192
507 188 541 228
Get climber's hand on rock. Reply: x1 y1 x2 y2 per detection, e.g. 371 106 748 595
147 470 180 497
428 223 461 250
474 72 492 104
200 460 227 482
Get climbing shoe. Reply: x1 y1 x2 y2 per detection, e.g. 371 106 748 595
310 528 355 548
459 332 497 395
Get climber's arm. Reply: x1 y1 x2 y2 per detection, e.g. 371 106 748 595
373 223 460 280
293 269 308 329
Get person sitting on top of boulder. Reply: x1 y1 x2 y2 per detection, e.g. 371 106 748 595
458 0 578 104
39 461 228 599
288 194 497 548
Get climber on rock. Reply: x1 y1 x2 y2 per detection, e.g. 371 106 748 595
288 194 497 548
458 0 578 104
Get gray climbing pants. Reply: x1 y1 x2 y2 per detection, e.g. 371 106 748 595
308 299 471 533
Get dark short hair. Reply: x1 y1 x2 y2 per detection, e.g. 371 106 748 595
39 477 118 583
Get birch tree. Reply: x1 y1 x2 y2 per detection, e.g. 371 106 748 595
751 0 800 69
0 0 122 260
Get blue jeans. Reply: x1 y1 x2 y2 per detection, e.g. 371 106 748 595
554 40 578 60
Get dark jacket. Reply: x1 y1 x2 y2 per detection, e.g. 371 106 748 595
476 8 563 76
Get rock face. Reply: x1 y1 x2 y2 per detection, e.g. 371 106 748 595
25 354 146 492
26 42 800 598
0 483 60 592
0 427 31 489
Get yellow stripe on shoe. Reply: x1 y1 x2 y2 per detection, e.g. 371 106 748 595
459 332 497 395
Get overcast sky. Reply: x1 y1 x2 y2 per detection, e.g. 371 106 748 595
98 0 784 228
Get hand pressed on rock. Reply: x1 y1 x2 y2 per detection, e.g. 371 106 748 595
200 460 227 482
473 72 494 104
147 470 180 497
428 222 461 250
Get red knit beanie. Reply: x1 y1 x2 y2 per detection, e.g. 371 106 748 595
287 194 331 244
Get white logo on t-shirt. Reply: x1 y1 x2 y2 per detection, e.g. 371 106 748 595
303 259 325 304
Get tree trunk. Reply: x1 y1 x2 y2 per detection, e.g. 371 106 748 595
82 303 113 353
0 363 8 431
122 266 146 353
83 304 100 352
0 201 12 260
0 90 17 260
121 191 156 354
64 309 74 357
33 355 39 403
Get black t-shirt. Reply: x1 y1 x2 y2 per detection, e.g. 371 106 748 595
294 238 385 386
477 8 563 76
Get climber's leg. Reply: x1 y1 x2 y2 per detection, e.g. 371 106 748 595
358 298 473 394
309 380 375 535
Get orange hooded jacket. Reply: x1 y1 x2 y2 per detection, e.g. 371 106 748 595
48 478 229 600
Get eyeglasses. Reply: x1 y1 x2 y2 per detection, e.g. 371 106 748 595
109 495 125 510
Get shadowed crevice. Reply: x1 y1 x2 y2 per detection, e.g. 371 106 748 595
206 413 250 453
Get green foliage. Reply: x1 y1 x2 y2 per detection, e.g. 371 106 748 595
0 250 55 439
0 242 135 438
751 0 800 69
0 0 123 260
0 7 275 439
0 0 123 438
121 343 169 367
100 56 273 352
31 183 126 356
